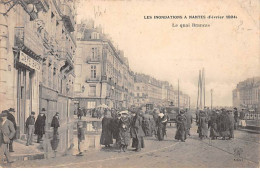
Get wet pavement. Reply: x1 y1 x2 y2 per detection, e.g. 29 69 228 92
4 121 260 168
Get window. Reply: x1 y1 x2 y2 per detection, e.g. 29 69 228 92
91 47 99 59
137 86 140 90
91 65 96 78
137 93 139 97
89 86 96 96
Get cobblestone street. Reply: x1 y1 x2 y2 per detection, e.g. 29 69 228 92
6 124 259 168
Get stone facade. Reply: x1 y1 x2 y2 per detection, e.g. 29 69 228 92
0 0 76 155
74 21 135 110
233 77 260 112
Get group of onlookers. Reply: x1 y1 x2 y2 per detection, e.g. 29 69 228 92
100 108 145 152
197 107 246 140
0 108 60 164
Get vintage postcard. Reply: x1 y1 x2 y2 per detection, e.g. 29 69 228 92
0 0 259 168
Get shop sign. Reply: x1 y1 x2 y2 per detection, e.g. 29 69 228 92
19 51 41 71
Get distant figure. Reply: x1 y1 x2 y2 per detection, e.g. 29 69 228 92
198 110 208 139
100 111 113 147
7 108 17 152
233 108 239 130
184 110 193 136
0 110 15 163
25 111 36 146
77 121 85 156
227 110 235 140
51 112 60 136
77 107 83 120
218 109 230 140
175 110 187 142
209 110 220 140
35 108 46 143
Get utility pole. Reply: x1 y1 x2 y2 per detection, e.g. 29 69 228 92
211 89 213 110
178 79 180 114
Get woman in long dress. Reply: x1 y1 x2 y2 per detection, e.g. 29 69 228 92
100 110 113 147
157 113 167 141
175 110 187 142
198 111 208 139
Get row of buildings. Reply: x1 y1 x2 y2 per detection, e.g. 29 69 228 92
0 0 189 155
0 0 76 156
73 20 190 110
233 77 260 112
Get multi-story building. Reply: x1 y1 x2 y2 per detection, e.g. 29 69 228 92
0 0 76 155
74 20 134 109
134 73 190 109
233 77 260 112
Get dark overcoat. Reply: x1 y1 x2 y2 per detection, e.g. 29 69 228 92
35 114 46 135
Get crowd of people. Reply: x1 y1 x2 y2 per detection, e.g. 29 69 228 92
0 108 61 164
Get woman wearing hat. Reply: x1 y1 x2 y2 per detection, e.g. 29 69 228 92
198 111 208 140
100 109 113 148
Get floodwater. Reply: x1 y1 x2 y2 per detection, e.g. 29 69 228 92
43 120 102 158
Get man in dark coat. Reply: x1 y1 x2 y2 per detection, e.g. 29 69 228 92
0 111 15 163
35 108 46 143
7 108 17 152
175 110 187 142
130 111 145 152
77 107 83 120
228 110 235 140
51 112 60 136
198 111 208 139
209 110 220 140
25 111 36 146
233 108 239 130
217 109 230 140
100 111 113 147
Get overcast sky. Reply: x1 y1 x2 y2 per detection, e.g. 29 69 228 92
76 0 260 107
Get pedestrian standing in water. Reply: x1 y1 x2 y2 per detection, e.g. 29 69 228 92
25 111 36 146
35 108 46 143
51 112 60 136
77 121 85 156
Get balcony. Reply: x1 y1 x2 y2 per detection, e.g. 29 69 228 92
86 76 101 83
14 27 43 58
86 57 100 64
61 4 75 32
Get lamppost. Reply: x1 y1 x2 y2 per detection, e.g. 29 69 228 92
211 89 213 110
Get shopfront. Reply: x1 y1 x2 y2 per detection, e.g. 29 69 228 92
16 51 41 136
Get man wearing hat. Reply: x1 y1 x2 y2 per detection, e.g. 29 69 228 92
175 110 187 142
51 112 60 136
7 108 17 152
227 110 235 140
0 110 15 163
35 108 46 143
25 112 36 146
233 108 239 130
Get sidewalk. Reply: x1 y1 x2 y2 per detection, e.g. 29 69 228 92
8 136 45 162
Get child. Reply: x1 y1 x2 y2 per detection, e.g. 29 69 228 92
77 121 85 156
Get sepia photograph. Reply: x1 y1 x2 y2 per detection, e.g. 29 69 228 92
0 0 259 168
